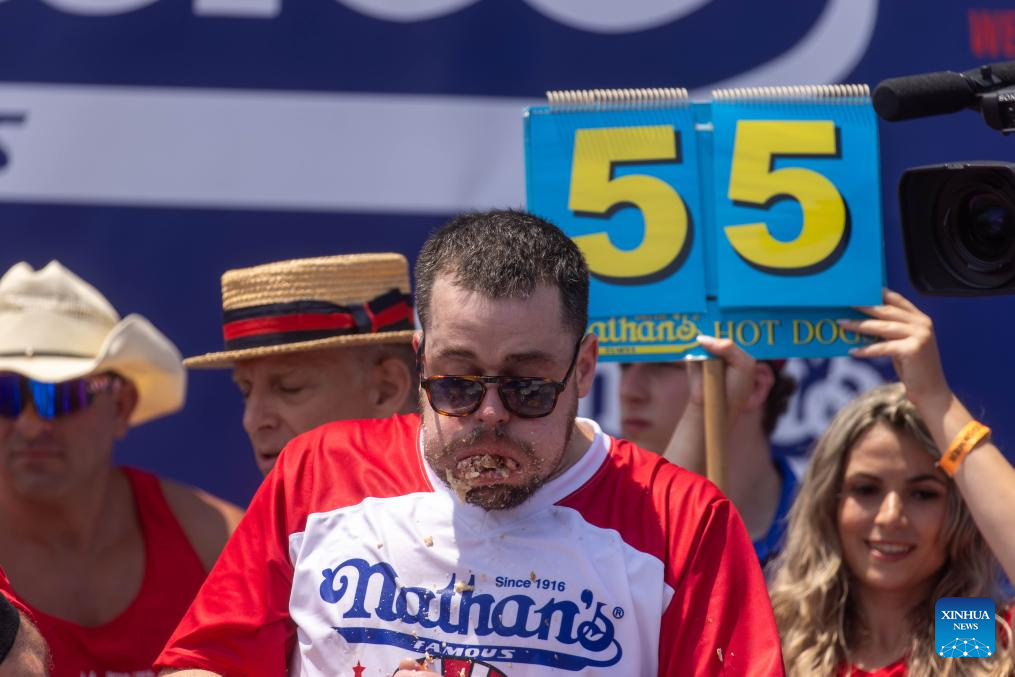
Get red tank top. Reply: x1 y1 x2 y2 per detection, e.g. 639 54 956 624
19 467 208 677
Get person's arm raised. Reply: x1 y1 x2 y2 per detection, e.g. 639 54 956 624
841 289 1015 587
661 335 761 475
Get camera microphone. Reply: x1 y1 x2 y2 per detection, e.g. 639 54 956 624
881 61 1015 296
873 60 1015 123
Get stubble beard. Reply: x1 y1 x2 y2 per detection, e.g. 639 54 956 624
421 396 578 511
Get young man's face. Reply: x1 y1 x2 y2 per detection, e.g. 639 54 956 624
233 348 382 474
618 362 690 454
417 276 596 510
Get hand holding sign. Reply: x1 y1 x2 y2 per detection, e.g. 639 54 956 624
663 335 763 493
843 290 1015 591
840 289 951 416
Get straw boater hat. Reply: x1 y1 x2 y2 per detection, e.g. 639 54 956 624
0 261 186 425
184 253 415 369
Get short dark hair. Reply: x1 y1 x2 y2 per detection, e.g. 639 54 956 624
415 210 589 340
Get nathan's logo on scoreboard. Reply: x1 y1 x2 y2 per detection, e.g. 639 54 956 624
318 558 623 670
935 597 996 658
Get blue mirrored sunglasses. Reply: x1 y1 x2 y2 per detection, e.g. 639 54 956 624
0 373 122 420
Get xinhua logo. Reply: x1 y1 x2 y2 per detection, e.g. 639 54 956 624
935 597 996 658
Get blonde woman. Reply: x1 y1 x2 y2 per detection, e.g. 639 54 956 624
767 290 1015 676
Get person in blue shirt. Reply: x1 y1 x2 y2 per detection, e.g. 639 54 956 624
620 356 797 567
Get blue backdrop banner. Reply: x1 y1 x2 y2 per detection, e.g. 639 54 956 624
0 0 1011 505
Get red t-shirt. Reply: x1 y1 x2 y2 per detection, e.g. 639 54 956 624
2 467 208 677
837 658 907 677
157 414 784 676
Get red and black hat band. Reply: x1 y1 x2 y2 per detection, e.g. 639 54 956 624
222 289 413 351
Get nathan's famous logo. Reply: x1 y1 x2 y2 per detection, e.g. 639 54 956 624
319 558 622 670
589 314 701 356
934 597 996 658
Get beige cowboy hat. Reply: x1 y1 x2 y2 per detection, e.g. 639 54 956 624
184 253 415 369
0 261 186 425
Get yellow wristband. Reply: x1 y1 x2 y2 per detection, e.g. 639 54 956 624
938 420 991 477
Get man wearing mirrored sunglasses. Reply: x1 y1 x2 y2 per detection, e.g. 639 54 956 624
0 261 243 676
158 210 784 677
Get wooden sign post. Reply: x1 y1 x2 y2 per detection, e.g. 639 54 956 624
703 359 727 493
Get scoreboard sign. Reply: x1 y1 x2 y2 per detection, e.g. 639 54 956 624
525 85 884 360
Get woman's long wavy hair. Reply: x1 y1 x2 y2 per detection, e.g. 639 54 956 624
769 383 1013 676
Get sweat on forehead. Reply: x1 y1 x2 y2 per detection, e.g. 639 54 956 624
414 209 589 337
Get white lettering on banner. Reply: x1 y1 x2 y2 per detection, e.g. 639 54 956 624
40 0 157 15
0 83 531 214
690 0 878 91
335 0 479 22
0 1 878 213
194 0 279 17
521 0 711 34
16 0 880 67
0 112 26 172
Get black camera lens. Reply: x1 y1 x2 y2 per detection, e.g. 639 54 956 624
956 191 1015 264
932 166 1015 289
899 162 1015 295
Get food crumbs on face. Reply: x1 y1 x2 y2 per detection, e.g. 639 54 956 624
454 580 475 593
423 535 434 547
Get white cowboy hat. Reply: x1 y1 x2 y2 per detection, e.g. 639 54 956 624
0 261 185 425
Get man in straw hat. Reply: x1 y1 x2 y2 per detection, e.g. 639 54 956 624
158 210 782 677
0 261 243 675
185 253 418 476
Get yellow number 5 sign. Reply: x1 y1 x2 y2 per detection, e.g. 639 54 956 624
524 86 884 359
569 126 693 286
711 87 882 307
